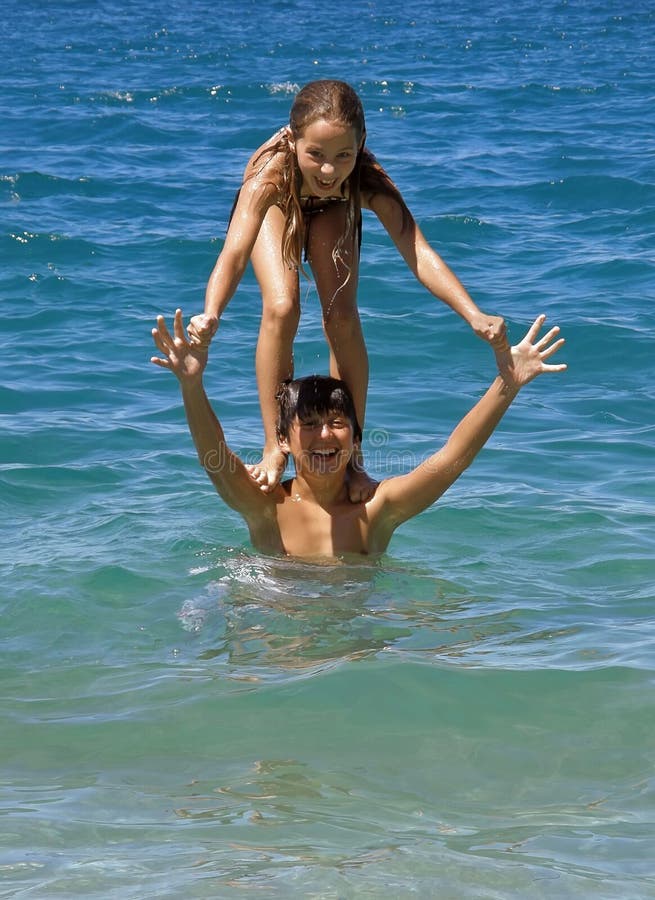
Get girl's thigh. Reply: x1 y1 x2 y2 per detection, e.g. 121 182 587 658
306 203 360 318
250 204 299 309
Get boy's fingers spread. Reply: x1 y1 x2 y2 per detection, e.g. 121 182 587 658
173 309 185 340
151 331 166 351
526 314 546 340
156 318 174 345
542 325 560 340
535 328 560 350
542 338 565 359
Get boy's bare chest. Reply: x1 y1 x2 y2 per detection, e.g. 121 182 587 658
276 496 370 557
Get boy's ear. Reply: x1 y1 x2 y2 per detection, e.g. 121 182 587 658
278 435 290 453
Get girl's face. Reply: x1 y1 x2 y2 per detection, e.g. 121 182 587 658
290 119 361 197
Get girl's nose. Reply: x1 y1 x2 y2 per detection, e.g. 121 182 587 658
320 161 335 175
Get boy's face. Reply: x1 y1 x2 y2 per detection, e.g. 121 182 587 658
281 410 354 477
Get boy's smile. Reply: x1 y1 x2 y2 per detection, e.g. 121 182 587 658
283 412 354 476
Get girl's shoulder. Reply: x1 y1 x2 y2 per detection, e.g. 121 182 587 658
234 128 290 210
359 148 413 227
243 126 291 183
359 148 391 205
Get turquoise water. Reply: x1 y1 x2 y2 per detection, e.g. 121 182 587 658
2 0 655 896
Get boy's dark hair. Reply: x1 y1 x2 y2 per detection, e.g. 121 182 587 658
276 376 362 443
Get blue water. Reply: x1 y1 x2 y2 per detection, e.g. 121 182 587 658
2 0 655 896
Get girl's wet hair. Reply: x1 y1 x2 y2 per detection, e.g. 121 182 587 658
276 375 362 443
250 80 412 272
289 79 366 144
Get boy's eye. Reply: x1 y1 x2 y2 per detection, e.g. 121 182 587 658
298 417 348 430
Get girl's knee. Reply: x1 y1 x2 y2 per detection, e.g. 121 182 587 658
261 293 300 333
323 307 363 345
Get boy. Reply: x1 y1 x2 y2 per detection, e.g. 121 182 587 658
151 310 565 559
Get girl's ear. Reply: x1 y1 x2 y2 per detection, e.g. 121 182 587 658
286 126 295 154
278 435 290 453
358 129 367 151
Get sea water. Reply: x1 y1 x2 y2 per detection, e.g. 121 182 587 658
2 0 654 896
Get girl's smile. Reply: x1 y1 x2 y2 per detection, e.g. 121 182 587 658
291 119 361 197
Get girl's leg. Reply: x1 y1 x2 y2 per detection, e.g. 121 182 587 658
250 204 301 490
306 203 368 431
307 204 375 501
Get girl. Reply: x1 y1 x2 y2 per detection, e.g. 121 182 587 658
188 79 507 496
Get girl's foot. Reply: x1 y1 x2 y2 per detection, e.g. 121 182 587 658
246 446 289 493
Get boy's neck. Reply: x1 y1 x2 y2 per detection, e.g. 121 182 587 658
288 473 349 509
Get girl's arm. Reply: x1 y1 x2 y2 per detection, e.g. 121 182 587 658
371 316 566 533
367 191 507 348
189 175 279 346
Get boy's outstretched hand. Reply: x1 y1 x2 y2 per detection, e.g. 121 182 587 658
151 309 208 385
496 314 567 390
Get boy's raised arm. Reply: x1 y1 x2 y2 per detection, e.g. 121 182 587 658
151 309 272 518
375 315 567 529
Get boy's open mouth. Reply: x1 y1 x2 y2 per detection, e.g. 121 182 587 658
305 447 345 469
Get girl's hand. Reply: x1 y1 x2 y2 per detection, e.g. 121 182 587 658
151 309 208 384
187 313 219 349
470 312 509 349
495 314 567 390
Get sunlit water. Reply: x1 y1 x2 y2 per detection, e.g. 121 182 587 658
2 0 654 896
